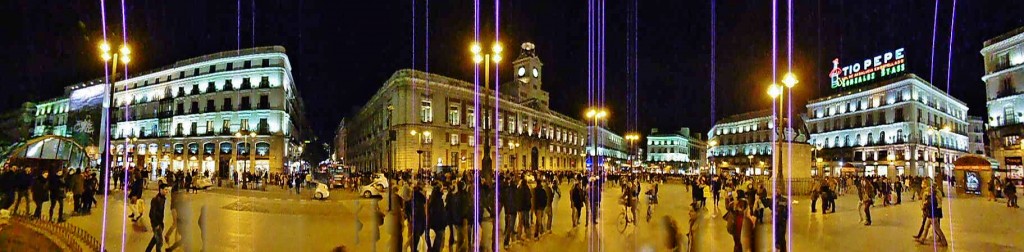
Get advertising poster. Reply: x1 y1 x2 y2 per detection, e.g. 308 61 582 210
67 84 106 153
965 171 981 195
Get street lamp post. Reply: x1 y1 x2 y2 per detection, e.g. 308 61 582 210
585 108 609 173
470 41 502 175
235 129 256 187
748 155 754 176
707 139 718 174
98 40 131 188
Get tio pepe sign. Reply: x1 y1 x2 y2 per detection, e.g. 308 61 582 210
829 48 906 89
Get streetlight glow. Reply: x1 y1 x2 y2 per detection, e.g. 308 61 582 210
585 109 597 118
119 45 131 55
410 130 418 136
100 41 111 53
767 84 782 98
491 43 503 54
470 43 482 54
782 72 798 88
473 54 484 64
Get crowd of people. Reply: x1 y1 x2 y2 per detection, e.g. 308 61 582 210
0 165 100 222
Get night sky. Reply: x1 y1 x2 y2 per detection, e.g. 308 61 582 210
2 0 1023 143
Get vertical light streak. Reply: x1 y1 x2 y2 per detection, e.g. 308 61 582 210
252 0 256 47
929 0 940 83
770 0 778 249
586 0 595 250
118 0 131 250
237 0 241 52
493 0 501 250
785 0 794 251
710 0 716 126
97 1 111 251
471 0 481 250
943 0 958 249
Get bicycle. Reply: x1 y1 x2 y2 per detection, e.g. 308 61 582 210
617 202 636 233
645 194 657 223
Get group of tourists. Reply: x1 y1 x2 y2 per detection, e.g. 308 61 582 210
0 165 99 222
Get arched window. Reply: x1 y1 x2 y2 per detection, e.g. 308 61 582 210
220 142 232 154
237 142 251 155
856 134 862 146
256 142 270 157
879 131 887 144
896 129 904 143
203 143 215 155
867 133 874 145
173 143 184 155
845 135 851 147
188 143 199 155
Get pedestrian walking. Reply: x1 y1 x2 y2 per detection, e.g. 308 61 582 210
31 171 48 219
47 169 67 222
129 174 145 222
532 179 548 238
145 185 169 252
570 181 584 227
13 167 32 215
810 182 820 213
894 180 903 205
69 168 84 214
426 183 446 252
407 184 427 252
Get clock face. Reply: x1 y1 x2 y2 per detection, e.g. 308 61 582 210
518 67 526 77
532 67 540 78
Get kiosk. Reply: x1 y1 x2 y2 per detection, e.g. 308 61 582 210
952 155 998 197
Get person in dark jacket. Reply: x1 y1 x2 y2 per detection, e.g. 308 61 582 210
446 181 465 252
426 183 446 252
407 184 427 252
31 171 49 219
82 170 97 214
129 173 145 222
145 185 169 252
516 179 532 241
0 166 15 209
570 181 585 227
48 169 67 222
532 179 548 238
13 166 33 215
501 177 519 248
69 168 85 214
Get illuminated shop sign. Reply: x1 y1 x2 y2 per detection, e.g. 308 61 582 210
829 48 906 89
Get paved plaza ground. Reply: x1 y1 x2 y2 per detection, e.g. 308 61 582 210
48 182 1024 251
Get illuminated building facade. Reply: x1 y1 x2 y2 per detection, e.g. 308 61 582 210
108 46 306 176
968 116 986 156
345 43 587 172
806 73 969 177
585 126 626 170
707 110 804 175
982 26 1024 180
647 127 706 172
33 97 70 137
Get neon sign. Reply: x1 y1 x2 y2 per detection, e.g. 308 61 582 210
830 48 906 89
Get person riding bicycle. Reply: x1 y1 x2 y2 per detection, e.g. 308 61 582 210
621 182 638 223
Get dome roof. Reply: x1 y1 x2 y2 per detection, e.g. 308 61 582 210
953 155 994 170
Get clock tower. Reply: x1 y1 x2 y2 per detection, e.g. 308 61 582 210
511 42 550 110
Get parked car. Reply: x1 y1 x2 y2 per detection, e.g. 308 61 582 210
360 180 388 198
314 182 331 200
193 177 213 190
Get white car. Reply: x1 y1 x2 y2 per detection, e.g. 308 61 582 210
314 182 331 200
193 177 213 190
360 181 389 198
